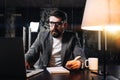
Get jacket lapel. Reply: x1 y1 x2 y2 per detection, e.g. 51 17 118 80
43 32 53 67
61 32 70 66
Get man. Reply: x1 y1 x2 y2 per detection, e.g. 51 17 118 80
25 10 86 70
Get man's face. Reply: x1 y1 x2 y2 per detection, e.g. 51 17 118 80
49 16 66 38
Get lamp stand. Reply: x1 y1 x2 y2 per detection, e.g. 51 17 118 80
92 31 119 80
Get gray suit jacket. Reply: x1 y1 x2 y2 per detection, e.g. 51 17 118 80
25 30 86 69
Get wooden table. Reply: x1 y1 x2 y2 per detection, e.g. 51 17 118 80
28 65 120 80
28 69 98 80
1 65 119 80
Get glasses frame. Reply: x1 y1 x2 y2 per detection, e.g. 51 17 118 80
49 21 64 27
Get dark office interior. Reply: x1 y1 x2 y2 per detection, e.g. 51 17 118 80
0 0 120 65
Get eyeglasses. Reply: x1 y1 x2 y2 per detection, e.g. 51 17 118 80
49 21 64 27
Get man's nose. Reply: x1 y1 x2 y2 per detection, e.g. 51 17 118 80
52 24 57 29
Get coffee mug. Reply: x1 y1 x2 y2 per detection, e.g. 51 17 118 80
85 58 98 71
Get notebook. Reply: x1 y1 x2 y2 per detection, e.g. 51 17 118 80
47 66 70 74
0 37 43 80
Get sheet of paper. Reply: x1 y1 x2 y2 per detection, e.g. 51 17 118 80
47 66 70 74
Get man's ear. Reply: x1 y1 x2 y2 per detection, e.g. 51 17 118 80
63 23 68 30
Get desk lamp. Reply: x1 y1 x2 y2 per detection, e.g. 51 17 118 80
81 0 120 80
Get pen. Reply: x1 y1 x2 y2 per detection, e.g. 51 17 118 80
74 56 81 61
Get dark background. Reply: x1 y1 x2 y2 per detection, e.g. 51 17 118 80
0 0 86 35
0 0 86 51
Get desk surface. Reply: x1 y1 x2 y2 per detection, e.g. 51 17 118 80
28 69 91 80
28 65 120 80
0 65 119 80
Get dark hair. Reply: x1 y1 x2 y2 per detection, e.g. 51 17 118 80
49 10 67 22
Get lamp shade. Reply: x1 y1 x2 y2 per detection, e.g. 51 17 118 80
81 0 120 31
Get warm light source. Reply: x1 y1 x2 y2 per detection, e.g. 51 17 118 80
81 0 120 31
81 0 120 80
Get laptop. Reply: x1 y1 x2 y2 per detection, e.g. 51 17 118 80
0 37 43 80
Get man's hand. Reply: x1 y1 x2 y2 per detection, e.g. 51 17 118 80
65 60 82 70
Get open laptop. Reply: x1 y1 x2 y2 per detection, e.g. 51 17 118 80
0 37 43 80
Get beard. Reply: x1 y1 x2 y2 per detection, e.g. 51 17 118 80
51 29 62 38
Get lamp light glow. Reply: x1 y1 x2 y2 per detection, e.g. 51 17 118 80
81 0 120 31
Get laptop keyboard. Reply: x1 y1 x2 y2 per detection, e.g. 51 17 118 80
26 69 43 78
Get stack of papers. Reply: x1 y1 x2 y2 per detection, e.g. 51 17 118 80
47 66 70 74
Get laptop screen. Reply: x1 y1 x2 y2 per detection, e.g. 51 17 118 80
0 37 26 79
